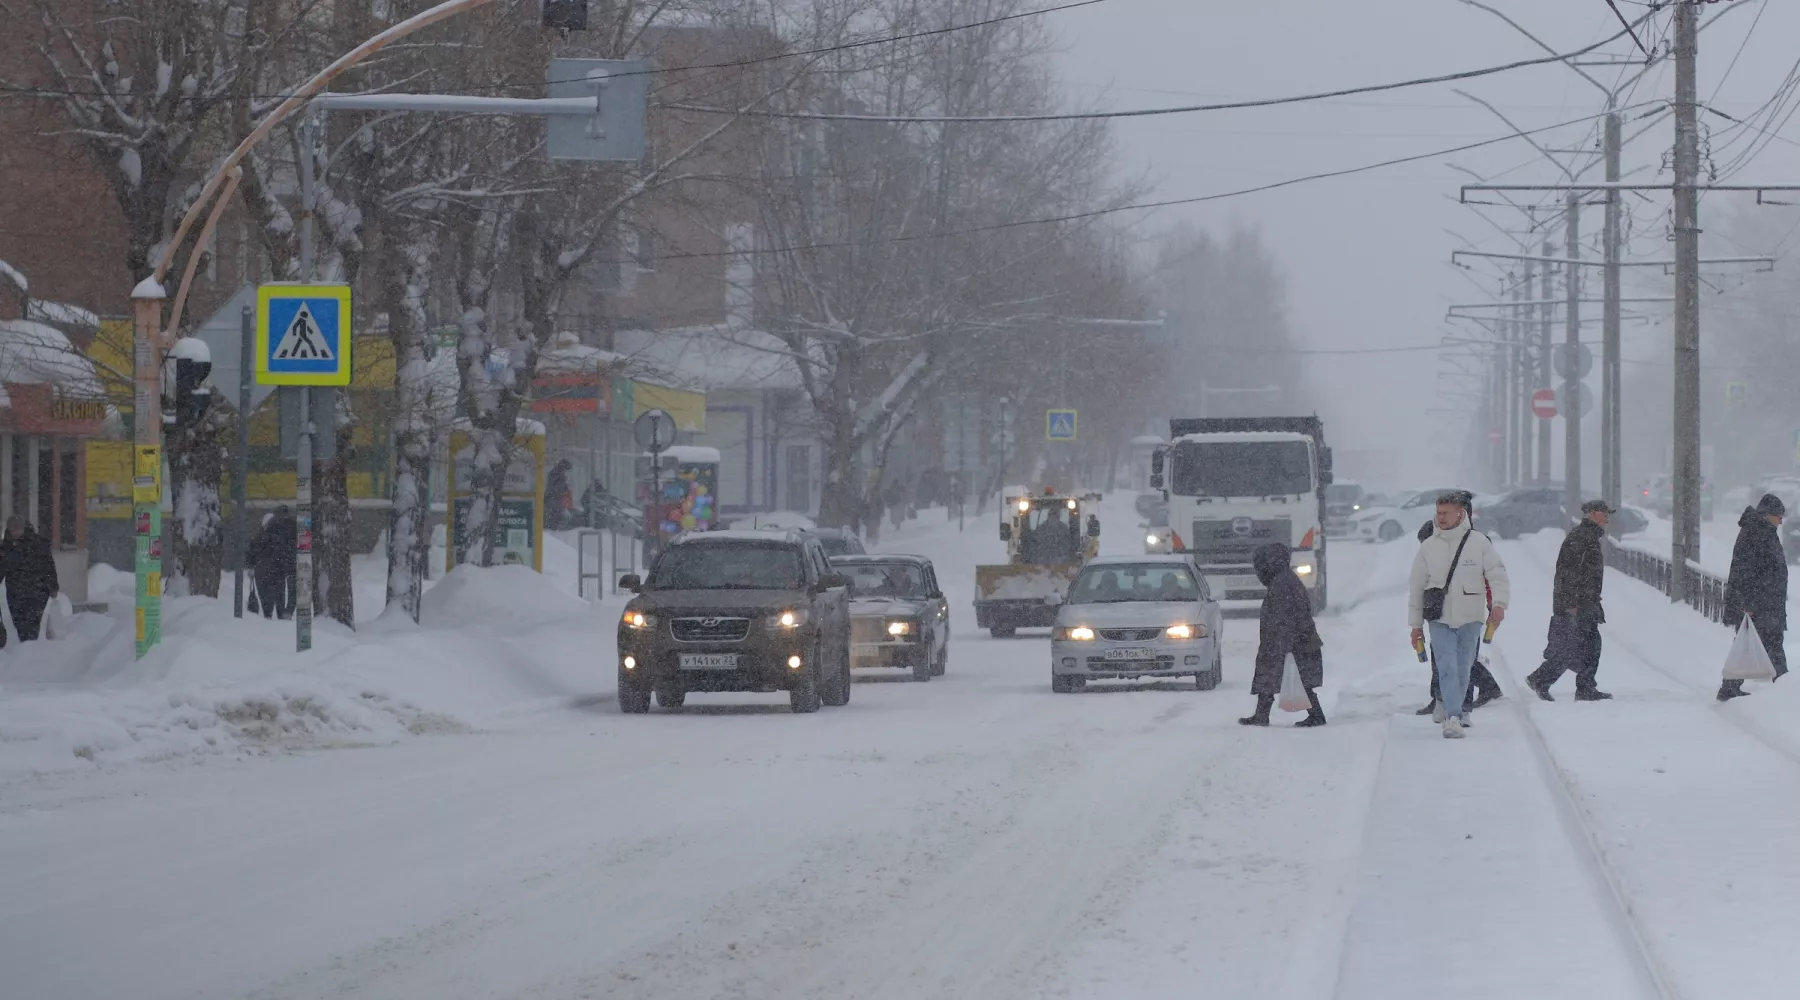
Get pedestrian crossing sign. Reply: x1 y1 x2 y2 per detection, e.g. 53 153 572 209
256 283 352 386
1046 408 1078 441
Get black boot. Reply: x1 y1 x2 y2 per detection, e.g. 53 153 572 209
1574 689 1614 702
1718 679 1749 702
1527 667 1555 702
1414 701 1437 716
1295 688 1327 727
1240 694 1273 727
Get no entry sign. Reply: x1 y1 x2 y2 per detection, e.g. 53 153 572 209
1530 388 1557 420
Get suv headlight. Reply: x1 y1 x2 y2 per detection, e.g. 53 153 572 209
768 609 810 629
622 610 657 630
1054 626 1096 641
1165 623 1207 639
887 620 914 636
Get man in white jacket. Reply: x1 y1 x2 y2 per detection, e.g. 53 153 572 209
1409 491 1510 738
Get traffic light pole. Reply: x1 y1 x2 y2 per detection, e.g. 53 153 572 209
295 113 318 652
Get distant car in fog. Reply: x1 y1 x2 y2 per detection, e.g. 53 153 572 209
1473 488 1570 540
1612 505 1649 536
1324 481 1366 538
1349 489 1454 543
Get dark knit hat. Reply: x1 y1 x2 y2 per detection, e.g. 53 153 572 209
1757 493 1787 517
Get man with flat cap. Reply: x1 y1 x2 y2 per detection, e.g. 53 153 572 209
1527 499 1614 702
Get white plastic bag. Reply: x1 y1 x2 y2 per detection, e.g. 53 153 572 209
1723 615 1777 682
1278 653 1310 713
43 594 72 640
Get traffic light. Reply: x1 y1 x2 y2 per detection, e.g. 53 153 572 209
543 0 586 30
162 336 215 430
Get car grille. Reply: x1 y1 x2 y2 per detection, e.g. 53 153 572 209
1087 655 1176 670
1189 518 1294 564
670 616 751 642
851 618 893 644
1099 627 1161 642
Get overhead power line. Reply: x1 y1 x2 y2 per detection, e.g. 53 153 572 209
665 24 1645 123
619 106 1638 268
0 0 1109 102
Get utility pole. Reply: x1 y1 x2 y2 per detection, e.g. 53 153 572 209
1602 110 1624 519
295 113 318 652
1537 239 1553 483
1563 196 1582 520
1671 1 1701 601
1515 260 1532 484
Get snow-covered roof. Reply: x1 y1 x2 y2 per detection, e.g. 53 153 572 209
1171 431 1312 445
0 259 25 296
614 324 801 392
0 320 105 397
26 300 100 329
538 336 626 375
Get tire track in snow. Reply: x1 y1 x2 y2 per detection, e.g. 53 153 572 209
1481 547 1686 1000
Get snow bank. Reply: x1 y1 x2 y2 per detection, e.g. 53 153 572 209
0 552 616 774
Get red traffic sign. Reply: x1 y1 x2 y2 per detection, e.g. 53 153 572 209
1530 389 1557 419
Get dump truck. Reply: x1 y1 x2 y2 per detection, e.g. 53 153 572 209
1152 416 1333 613
974 489 1101 637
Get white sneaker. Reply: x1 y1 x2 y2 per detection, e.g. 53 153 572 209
1432 700 1445 723
1442 718 1465 739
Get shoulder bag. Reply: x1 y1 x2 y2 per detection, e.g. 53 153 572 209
1421 529 1473 622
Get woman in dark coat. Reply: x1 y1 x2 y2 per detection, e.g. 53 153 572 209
1242 541 1327 727
0 516 60 641
252 506 298 620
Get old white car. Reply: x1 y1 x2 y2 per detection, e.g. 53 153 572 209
1049 555 1224 693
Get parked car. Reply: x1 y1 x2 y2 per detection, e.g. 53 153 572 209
1472 487 1570 540
1142 502 1173 553
1049 555 1224 693
831 554 950 682
1645 475 1715 521
1612 505 1649 536
615 530 852 714
1349 489 1457 543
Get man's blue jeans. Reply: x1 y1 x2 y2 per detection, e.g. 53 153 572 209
1430 621 1485 720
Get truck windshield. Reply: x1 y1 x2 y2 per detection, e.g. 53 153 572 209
647 543 803 590
1170 441 1313 498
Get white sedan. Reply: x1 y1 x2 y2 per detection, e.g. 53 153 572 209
1049 555 1224 693
1348 488 1446 543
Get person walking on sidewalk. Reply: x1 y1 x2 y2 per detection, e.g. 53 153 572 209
1719 493 1789 701
1241 542 1327 728
1409 491 1510 739
1414 518 1503 716
0 516 59 641
1527 500 1614 702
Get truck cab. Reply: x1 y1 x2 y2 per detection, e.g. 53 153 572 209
1152 417 1331 613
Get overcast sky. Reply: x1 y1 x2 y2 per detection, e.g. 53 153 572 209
1055 0 1800 489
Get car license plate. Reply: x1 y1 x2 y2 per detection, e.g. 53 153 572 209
678 653 739 670
1103 647 1156 661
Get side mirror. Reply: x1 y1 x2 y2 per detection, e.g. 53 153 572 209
618 573 642 591
1087 515 1101 538
824 572 849 589
999 523 1013 542
1044 592 1063 607
1149 472 1164 490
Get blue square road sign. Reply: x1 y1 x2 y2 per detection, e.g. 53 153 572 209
256 283 352 386
1046 409 1078 442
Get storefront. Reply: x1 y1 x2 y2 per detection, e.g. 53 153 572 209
0 319 111 606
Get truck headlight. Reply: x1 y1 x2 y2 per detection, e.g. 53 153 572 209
769 609 809 628
1055 626 1096 641
1295 564 1314 576
622 610 656 630
1146 532 1161 546
1166 623 1206 639
887 620 913 636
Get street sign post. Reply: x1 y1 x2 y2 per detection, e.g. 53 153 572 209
547 58 650 162
634 409 675 558
1553 343 1594 381
1046 409 1078 442
1555 382 1594 419
1530 389 1558 420
255 282 350 653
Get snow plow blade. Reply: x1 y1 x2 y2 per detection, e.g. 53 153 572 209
973 564 1079 631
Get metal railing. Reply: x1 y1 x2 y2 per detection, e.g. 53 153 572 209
1602 538 1730 626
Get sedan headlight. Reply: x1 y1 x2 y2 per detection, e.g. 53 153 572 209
1054 626 1096 641
622 610 657 630
887 620 913 636
769 609 810 629
1166 623 1207 639
1295 564 1314 576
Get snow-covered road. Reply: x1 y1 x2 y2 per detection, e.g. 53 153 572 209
4 504 1799 998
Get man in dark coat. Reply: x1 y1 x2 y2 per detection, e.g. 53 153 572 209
1719 493 1789 701
1413 517 1504 715
252 506 298 620
1242 541 1326 727
0 516 60 641
1527 499 1614 702
545 459 574 530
